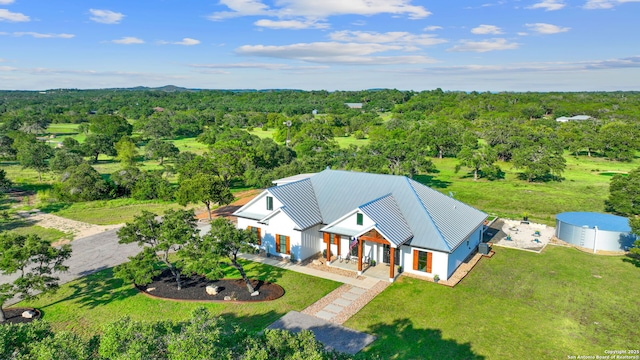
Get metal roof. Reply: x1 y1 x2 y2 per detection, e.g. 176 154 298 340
359 194 413 247
407 179 487 250
268 178 322 230
556 212 631 232
234 169 487 253
272 173 317 185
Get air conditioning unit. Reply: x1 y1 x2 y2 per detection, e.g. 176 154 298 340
478 243 490 255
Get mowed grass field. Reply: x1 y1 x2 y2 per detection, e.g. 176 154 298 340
347 245 640 360
21 260 340 336
422 155 638 225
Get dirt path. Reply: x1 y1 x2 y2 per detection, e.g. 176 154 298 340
16 210 122 243
195 188 262 221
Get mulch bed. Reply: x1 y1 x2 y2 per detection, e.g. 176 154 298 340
1 308 41 324
137 269 284 302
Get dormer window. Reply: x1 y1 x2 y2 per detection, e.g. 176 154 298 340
266 196 273 211
356 213 363 225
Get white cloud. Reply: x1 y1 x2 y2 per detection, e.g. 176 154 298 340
189 62 329 71
447 38 519 52
89 9 124 24
0 65 17 71
525 23 570 34
329 30 446 46
235 42 436 64
584 0 640 9
0 9 29 22
13 32 75 38
527 0 566 11
518 32 529 36
159 38 200 45
208 0 274 20
423 56 640 74
254 19 329 29
423 26 442 31
110 37 144 45
210 0 431 20
471 25 503 35
0 0 15 4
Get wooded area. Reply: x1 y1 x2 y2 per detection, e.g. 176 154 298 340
1 88 640 220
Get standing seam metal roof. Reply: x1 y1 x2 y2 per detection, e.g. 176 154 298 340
268 178 322 230
359 194 413 247
235 169 487 253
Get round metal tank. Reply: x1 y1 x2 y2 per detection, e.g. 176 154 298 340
555 212 636 252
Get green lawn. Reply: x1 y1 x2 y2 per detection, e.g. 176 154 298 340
6 225 71 243
48 199 194 225
346 246 640 360
46 123 80 134
423 155 639 225
21 260 340 336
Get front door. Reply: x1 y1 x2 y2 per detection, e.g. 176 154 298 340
382 244 400 264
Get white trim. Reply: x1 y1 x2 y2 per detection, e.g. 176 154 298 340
233 190 271 215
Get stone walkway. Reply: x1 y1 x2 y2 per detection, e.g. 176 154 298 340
241 252 387 354
301 282 389 325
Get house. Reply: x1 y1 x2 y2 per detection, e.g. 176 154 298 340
344 103 363 109
556 115 592 122
233 170 487 282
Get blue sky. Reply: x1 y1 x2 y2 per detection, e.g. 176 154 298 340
0 0 639 91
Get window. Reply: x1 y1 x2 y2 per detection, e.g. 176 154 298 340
248 226 261 245
356 213 363 225
266 196 273 211
276 234 289 255
413 250 432 273
330 234 337 245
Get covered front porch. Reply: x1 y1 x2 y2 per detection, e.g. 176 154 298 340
329 258 401 281
323 229 401 282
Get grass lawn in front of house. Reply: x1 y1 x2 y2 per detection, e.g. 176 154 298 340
21 259 341 336
346 246 640 360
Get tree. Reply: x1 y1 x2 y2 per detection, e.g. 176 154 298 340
197 218 259 294
49 149 84 173
114 136 139 166
0 233 72 322
511 125 566 182
16 139 53 182
606 168 640 216
627 217 640 265
176 174 233 220
456 143 500 181
83 115 133 162
145 139 179 165
598 122 638 161
115 209 199 290
0 169 10 192
55 163 111 202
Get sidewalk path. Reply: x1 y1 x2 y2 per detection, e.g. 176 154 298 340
240 253 381 290
243 253 389 354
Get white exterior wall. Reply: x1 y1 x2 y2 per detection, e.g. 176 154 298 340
300 225 323 261
331 211 374 234
238 191 284 219
446 225 483 279
236 211 301 260
401 246 449 280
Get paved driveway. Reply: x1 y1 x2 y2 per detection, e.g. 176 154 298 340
2 227 140 306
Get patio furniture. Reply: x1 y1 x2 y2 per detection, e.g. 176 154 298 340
532 238 541 243
506 235 512 241
534 230 541 236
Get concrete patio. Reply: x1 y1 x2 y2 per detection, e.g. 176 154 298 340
489 219 555 253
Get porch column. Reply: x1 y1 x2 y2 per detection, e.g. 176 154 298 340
326 236 331 262
389 247 396 282
357 239 363 275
